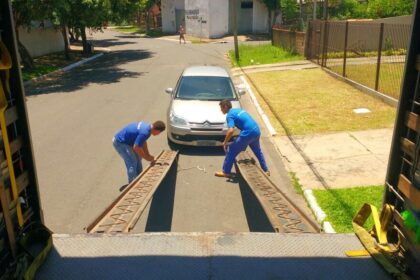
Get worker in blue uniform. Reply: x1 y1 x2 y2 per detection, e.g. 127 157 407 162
113 120 166 183
215 100 269 178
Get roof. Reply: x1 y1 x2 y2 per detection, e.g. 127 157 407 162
182 66 229 77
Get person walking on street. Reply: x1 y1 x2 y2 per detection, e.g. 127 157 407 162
215 100 269 178
178 24 186 44
113 120 166 183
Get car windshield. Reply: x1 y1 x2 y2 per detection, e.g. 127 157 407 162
176 76 236 100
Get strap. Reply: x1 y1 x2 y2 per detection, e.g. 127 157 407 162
350 203 411 280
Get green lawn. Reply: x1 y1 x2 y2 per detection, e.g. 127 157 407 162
247 68 396 135
229 44 303 67
330 62 404 100
313 185 385 233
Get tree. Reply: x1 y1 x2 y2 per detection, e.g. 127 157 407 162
67 0 111 54
260 0 282 33
366 0 415 19
11 0 52 69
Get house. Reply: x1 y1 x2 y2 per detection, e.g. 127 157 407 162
161 0 270 38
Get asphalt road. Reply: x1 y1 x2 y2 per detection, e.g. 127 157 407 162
25 30 314 233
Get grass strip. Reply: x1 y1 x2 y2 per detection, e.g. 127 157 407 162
247 68 396 135
21 50 91 81
229 44 303 67
312 185 384 233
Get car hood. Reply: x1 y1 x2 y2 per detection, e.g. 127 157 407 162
170 99 241 123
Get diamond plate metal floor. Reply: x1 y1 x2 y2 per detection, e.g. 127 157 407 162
36 233 391 280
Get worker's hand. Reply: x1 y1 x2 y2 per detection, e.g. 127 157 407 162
223 143 228 153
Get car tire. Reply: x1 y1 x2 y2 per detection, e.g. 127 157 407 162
167 137 179 151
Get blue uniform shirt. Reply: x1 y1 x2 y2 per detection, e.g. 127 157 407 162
226 108 260 137
115 122 151 147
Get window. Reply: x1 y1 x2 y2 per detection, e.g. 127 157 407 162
241 1 253 9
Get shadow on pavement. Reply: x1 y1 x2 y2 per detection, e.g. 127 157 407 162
170 145 226 157
25 49 154 96
113 35 143 39
145 164 177 232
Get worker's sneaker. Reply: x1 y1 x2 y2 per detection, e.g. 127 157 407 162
214 171 232 178
265 171 270 176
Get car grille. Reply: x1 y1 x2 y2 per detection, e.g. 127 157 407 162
171 133 226 142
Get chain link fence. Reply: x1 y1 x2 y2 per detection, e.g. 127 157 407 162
306 20 411 99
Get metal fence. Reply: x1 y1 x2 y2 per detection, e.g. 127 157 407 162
306 20 411 99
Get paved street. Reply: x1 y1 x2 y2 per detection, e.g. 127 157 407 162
25 30 312 233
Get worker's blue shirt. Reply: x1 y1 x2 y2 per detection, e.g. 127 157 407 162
226 108 260 138
114 122 151 147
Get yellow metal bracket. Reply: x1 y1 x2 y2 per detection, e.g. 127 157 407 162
349 203 411 280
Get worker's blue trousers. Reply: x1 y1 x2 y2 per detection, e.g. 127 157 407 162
113 138 143 183
223 134 268 174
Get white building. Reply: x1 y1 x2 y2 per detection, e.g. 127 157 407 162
161 0 269 38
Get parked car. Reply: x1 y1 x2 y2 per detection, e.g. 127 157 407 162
166 65 245 146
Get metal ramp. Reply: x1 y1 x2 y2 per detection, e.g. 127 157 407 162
36 232 391 280
87 150 178 233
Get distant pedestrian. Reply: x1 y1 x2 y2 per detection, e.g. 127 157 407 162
178 24 186 44
215 100 269 178
113 121 165 183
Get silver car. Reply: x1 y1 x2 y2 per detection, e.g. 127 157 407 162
166 66 244 146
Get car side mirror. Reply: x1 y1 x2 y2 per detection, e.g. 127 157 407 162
165 88 173 94
238 88 246 95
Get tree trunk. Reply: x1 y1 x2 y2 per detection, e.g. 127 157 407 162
146 11 150 32
61 25 70 60
80 27 89 55
14 26 34 70
267 10 272 35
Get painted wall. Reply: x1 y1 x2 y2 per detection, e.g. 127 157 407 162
162 0 185 33
253 0 268 33
208 0 229 38
185 0 209 38
19 21 64 57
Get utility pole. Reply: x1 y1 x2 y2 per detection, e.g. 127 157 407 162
232 0 239 61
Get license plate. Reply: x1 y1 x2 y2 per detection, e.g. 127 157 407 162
197 140 217 146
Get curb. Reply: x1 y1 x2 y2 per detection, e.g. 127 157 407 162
24 53 104 86
239 75 277 136
303 189 335 233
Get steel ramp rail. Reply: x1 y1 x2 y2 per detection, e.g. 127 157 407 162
236 151 320 233
87 150 178 233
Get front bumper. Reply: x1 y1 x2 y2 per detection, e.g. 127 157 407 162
168 124 237 146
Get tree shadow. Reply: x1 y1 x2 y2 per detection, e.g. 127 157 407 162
25 49 154 96
171 145 226 157
75 38 137 48
113 35 143 39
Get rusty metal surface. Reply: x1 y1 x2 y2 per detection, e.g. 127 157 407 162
236 151 319 233
87 150 178 233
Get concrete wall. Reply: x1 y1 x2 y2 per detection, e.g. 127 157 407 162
253 0 268 33
185 0 209 38
209 0 229 38
162 0 185 33
18 22 64 57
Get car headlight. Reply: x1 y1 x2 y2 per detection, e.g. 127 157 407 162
169 111 188 126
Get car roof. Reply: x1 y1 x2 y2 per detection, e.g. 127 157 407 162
182 66 229 77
